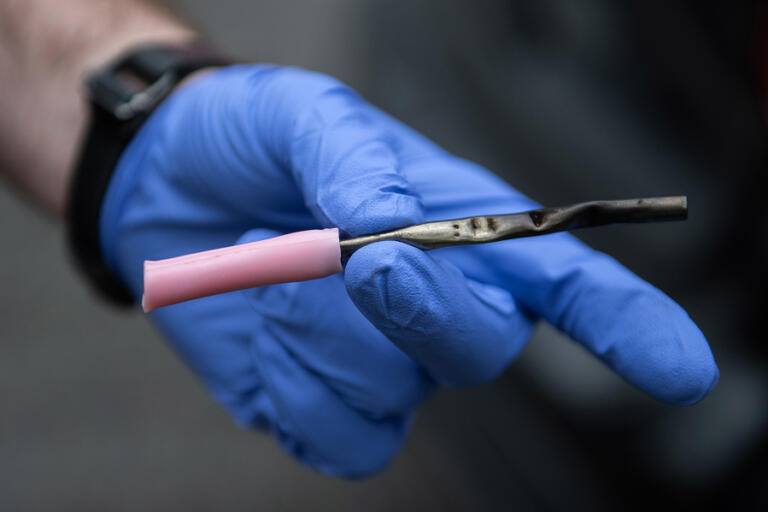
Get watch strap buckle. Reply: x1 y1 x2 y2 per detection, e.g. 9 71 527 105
86 64 177 122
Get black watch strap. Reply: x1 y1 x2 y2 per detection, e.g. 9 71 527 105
67 42 231 306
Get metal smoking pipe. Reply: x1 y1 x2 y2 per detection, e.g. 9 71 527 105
339 196 687 259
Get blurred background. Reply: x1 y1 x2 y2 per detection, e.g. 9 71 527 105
1 0 767 509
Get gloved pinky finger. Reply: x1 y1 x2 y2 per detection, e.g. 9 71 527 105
248 322 410 479
345 242 535 387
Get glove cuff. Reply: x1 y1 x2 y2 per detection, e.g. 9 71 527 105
67 41 231 305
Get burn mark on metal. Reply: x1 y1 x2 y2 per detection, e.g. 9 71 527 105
529 210 545 227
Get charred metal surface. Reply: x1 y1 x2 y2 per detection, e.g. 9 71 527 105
339 196 687 259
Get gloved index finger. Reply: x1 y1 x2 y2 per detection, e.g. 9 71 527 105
253 67 425 236
452 233 719 405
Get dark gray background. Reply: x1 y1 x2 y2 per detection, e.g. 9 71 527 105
2 1 767 510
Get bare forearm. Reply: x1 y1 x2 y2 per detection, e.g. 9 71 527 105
0 0 193 215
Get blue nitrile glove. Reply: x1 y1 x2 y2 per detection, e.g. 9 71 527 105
100 65 719 478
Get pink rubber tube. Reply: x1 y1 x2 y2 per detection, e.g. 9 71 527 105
142 228 342 312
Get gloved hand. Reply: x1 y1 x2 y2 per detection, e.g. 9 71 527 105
100 64 719 478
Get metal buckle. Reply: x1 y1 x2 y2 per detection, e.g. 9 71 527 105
87 68 177 121
112 71 176 120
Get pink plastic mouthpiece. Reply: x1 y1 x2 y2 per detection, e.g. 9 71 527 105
142 228 342 312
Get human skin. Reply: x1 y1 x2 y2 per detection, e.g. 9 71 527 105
0 0 193 215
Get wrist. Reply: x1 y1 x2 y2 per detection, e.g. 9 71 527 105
70 43 231 304
71 19 195 79
0 0 196 216
64 17 196 204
